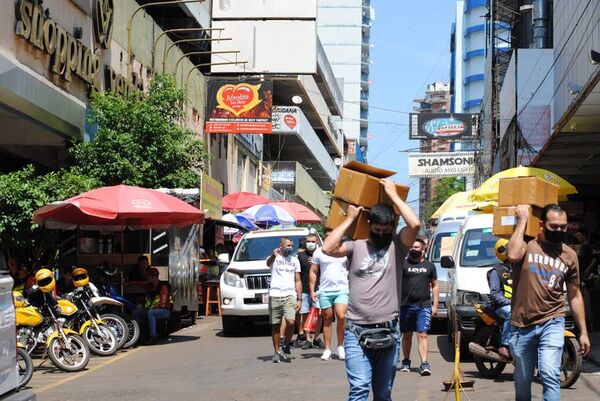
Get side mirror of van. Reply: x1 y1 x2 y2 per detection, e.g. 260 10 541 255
440 255 455 269
217 253 230 265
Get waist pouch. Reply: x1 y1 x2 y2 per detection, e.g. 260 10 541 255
349 321 398 351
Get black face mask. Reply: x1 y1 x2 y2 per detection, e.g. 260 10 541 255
409 249 422 260
544 228 565 244
370 232 393 249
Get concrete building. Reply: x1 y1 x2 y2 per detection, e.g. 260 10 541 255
208 0 343 216
317 0 374 162
414 82 451 223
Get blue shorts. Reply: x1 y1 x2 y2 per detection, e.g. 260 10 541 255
300 292 320 314
400 305 432 333
317 289 349 309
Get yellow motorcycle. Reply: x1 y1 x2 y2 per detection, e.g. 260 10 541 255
14 292 90 372
16 341 33 388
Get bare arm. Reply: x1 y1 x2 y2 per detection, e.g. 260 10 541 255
382 179 420 247
309 263 320 302
567 280 590 356
266 248 280 268
295 272 302 311
322 205 362 257
431 279 439 318
507 205 529 262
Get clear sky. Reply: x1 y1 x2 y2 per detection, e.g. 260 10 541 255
367 0 457 213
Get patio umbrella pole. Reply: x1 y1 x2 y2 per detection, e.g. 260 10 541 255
120 224 125 297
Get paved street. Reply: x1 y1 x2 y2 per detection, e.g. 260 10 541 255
27 317 600 401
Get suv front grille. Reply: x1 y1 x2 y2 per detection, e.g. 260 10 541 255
246 274 270 290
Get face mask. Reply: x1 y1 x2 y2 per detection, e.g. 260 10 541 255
281 247 292 257
409 249 422 260
544 228 565 244
306 242 317 251
370 232 393 249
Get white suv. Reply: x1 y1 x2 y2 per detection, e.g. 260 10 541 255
219 228 319 335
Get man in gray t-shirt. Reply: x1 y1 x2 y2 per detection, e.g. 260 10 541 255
322 179 420 401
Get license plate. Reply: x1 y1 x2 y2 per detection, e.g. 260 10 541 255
262 294 269 304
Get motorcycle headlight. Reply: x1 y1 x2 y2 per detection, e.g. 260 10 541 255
461 291 481 305
223 271 243 288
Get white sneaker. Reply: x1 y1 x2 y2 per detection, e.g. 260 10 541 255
337 346 346 360
321 349 332 360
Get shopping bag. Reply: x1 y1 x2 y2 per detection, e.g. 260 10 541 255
303 306 320 333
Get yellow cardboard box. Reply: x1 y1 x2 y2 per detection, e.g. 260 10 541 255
493 206 542 238
333 161 396 209
498 177 559 208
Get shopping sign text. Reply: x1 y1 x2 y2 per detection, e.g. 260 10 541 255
408 152 476 178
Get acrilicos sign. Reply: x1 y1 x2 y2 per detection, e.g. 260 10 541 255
15 0 114 87
409 113 477 140
408 152 476 178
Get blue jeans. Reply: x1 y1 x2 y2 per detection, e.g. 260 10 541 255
495 305 511 347
509 317 564 401
344 322 400 401
133 307 171 337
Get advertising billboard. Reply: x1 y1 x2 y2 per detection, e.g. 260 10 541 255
205 79 273 134
408 152 476 178
271 106 300 133
409 113 477 140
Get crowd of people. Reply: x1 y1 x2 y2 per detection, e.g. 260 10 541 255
263 179 592 401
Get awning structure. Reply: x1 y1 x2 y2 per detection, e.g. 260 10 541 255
533 70 600 198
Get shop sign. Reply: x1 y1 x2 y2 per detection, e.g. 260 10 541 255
205 79 273 134
15 0 105 86
93 0 114 49
409 113 478 140
408 152 476 178
201 174 223 220
272 106 299 133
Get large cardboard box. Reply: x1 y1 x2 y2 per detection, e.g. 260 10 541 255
334 161 396 209
326 199 371 240
498 177 559 208
493 206 542 238
380 183 410 214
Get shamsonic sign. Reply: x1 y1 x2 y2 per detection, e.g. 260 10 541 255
408 152 476 178
409 113 477 140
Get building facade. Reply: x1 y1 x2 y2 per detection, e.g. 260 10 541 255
317 0 373 162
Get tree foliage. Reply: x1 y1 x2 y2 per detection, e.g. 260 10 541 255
423 177 466 222
70 74 207 188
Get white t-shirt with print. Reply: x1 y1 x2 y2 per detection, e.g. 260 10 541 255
269 254 301 297
312 247 348 292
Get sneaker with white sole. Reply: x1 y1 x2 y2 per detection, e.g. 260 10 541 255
400 358 411 372
321 349 332 361
337 346 346 360
419 361 431 376
272 352 280 363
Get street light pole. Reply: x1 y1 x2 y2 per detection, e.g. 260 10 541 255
162 37 232 72
173 50 240 82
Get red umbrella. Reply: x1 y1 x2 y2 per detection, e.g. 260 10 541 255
33 184 204 230
222 192 270 211
270 201 322 223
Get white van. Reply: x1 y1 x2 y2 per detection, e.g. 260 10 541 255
219 228 320 335
441 214 575 346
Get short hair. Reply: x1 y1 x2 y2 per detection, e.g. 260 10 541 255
280 237 292 246
306 233 318 240
541 204 566 223
368 204 396 226
414 238 426 247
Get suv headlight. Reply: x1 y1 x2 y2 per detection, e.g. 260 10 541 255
459 291 481 305
223 271 243 288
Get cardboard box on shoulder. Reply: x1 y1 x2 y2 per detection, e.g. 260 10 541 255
334 161 396 209
326 199 371 240
493 206 542 238
498 177 559 208
380 183 410 214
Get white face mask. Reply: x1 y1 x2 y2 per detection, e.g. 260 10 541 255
306 242 317 251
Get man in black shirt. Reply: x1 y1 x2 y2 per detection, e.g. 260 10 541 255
296 233 323 348
399 238 438 376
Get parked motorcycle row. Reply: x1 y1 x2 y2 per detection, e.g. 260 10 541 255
13 267 141 389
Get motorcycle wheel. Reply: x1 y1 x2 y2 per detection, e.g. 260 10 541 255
560 337 582 388
122 315 141 349
473 325 506 378
83 325 118 356
17 348 33 388
48 334 89 372
101 313 128 350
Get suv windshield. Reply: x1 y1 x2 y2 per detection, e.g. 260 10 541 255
234 234 308 262
430 232 457 262
460 228 500 267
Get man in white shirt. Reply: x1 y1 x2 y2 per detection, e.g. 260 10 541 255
266 237 302 363
310 228 350 361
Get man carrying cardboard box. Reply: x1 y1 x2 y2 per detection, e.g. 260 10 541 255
507 204 591 401
322 179 420 401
